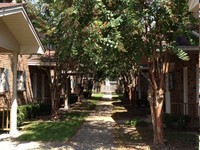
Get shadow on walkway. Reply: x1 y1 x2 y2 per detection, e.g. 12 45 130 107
66 93 115 150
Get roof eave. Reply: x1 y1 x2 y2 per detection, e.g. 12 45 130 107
0 3 45 55
188 0 199 12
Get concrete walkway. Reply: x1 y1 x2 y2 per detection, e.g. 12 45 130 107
66 93 115 150
0 93 115 150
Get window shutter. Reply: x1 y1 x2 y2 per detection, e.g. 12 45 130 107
0 69 4 92
4 68 9 92
23 71 26 90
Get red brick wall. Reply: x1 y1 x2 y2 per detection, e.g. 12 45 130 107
0 54 33 107
169 51 199 116
0 55 12 107
18 55 33 104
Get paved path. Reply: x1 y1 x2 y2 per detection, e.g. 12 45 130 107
66 93 115 150
0 93 115 150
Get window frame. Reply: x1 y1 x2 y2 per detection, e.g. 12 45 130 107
17 71 26 91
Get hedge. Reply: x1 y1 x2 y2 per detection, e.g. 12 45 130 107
163 113 192 128
17 103 51 126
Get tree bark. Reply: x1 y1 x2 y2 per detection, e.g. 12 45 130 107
148 86 164 144
51 88 60 118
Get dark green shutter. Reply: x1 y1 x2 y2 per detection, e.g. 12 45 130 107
4 68 9 92
23 71 26 90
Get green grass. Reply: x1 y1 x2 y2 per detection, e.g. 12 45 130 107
91 92 122 101
80 100 98 110
17 112 86 141
112 93 121 98
17 99 98 142
91 93 104 98
112 93 122 101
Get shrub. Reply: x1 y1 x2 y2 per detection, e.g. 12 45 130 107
17 104 40 126
32 104 40 117
178 114 192 128
18 106 27 119
163 113 176 127
163 113 192 128
17 112 25 126
26 105 33 119
69 94 78 104
39 103 51 115
83 91 92 98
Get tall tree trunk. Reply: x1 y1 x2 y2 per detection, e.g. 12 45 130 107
51 88 56 116
148 86 164 144
64 77 71 109
129 76 137 106
51 88 60 118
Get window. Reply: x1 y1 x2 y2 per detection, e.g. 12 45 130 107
0 68 9 93
17 71 26 91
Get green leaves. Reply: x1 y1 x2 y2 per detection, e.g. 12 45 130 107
29 0 197 82
170 46 190 61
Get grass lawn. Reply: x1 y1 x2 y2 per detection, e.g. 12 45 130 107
17 99 98 142
92 92 122 101
91 93 104 98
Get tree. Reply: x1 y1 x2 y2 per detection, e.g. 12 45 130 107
83 0 198 144
28 0 97 117
123 0 198 144
28 0 198 144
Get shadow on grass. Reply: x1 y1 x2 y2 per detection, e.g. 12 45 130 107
133 125 198 150
16 97 99 142
115 115 198 149
112 101 150 122
17 112 87 142
163 128 198 149
113 100 198 149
